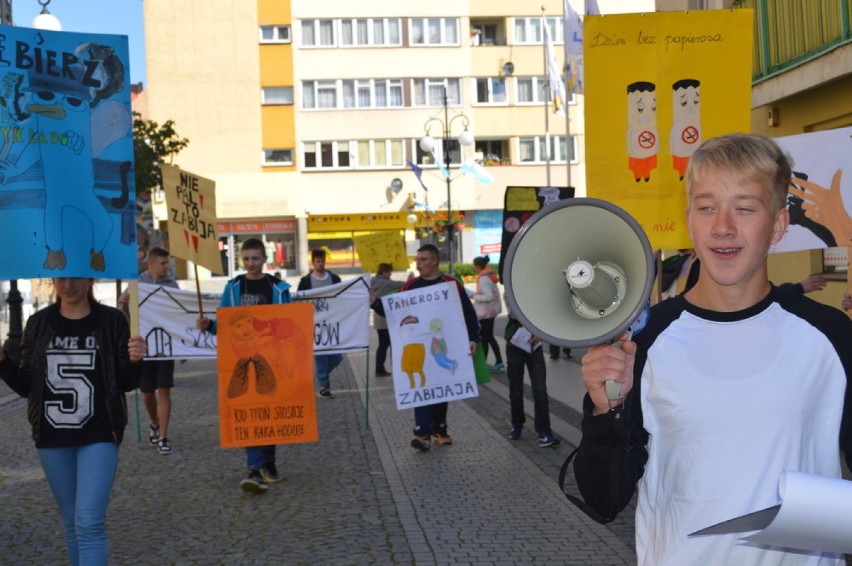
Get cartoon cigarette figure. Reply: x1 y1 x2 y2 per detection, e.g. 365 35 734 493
429 318 457 375
399 315 427 389
626 81 658 183
670 79 701 180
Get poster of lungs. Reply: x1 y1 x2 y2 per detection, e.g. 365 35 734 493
382 282 477 411
0 26 136 279
216 303 318 448
584 10 753 250
772 126 852 254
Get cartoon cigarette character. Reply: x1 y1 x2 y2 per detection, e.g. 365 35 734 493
670 79 701 180
626 81 658 183
399 315 427 389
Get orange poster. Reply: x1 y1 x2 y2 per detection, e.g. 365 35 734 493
216 303 317 448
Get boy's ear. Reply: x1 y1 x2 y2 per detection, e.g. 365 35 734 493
771 207 790 245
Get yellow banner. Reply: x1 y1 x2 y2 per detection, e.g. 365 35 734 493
217 303 317 448
161 164 223 273
353 231 409 274
585 10 753 249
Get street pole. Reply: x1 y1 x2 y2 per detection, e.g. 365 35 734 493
442 90 455 278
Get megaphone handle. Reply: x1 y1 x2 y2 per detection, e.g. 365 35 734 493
605 329 634 403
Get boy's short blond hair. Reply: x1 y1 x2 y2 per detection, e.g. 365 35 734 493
685 133 791 214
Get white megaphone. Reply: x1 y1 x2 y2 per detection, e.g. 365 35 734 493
503 198 655 399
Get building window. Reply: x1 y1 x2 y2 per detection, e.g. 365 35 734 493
413 78 461 107
259 25 291 44
263 148 294 166
415 138 462 167
475 139 509 164
473 77 507 105
516 76 575 105
355 139 405 168
410 18 460 45
340 18 402 46
341 79 404 108
261 87 294 105
302 81 338 109
301 19 335 46
517 135 576 163
303 141 351 169
514 17 563 45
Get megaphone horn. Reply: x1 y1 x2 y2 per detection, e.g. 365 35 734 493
503 198 654 350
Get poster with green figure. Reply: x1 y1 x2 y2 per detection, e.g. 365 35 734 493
0 25 136 279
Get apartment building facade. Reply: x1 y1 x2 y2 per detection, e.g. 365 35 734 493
144 0 585 276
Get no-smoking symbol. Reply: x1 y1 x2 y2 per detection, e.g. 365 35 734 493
681 126 699 145
638 130 656 149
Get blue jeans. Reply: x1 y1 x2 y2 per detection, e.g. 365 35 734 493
314 353 343 389
507 343 551 435
413 402 449 437
246 445 275 471
38 442 119 566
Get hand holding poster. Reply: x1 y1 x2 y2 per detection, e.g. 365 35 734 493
382 282 478 410
216 303 317 448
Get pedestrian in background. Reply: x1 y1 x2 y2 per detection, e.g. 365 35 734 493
370 262 403 377
470 255 504 372
0 277 145 565
197 238 293 493
504 312 560 447
298 248 343 399
120 247 178 455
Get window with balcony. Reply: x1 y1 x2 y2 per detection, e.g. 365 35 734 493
261 87 294 105
475 139 509 165
260 25 291 44
410 18 460 45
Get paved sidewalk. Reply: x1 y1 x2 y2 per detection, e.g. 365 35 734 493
0 313 637 565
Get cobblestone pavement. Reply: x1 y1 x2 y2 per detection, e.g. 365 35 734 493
0 316 638 565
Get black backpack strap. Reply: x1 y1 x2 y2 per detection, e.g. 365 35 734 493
558 446 617 525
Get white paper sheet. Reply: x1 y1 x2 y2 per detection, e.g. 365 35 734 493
738 471 852 554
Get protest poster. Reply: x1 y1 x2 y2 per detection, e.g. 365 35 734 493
161 164 222 274
353 231 408 275
772 126 852 254
382 282 478 410
0 26 136 279
585 9 753 250
137 282 222 360
216 303 317 448
292 275 370 355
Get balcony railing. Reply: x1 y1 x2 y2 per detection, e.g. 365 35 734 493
737 0 852 82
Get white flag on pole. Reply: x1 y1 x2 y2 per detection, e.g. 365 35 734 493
563 0 600 95
543 16 567 116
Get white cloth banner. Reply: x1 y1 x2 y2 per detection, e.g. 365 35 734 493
138 283 223 360
382 282 478 410
138 276 371 360
292 275 371 355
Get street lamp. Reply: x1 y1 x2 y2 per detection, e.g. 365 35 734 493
419 88 474 278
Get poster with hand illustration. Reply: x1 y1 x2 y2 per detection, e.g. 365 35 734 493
772 126 852 254
216 303 317 448
0 25 136 279
382 282 478 411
